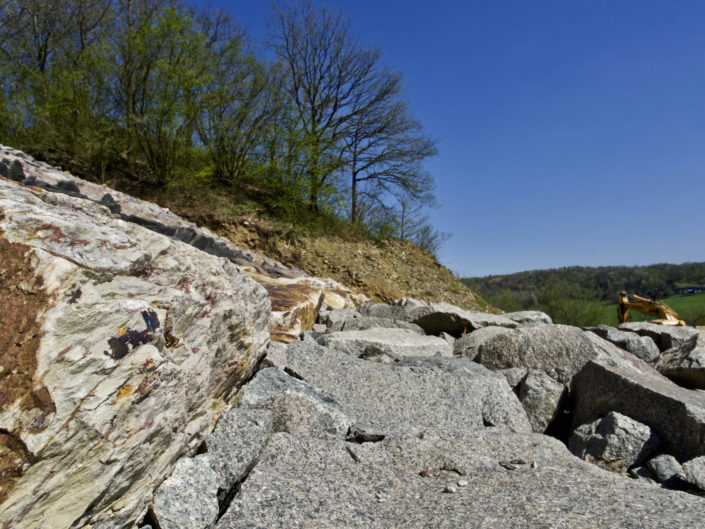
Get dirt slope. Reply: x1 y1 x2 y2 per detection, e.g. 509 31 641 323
214 218 489 310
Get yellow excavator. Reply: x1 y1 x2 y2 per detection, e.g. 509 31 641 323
617 291 686 326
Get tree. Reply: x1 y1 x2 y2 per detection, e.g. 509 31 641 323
344 91 437 223
195 13 277 184
270 1 434 212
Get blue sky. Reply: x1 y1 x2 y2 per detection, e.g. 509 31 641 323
201 1 705 277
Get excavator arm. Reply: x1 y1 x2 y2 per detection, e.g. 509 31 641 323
617 291 686 326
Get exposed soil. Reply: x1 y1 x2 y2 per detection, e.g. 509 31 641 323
215 219 491 310
0 237 54 503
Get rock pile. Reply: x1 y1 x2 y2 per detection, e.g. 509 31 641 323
2 147 705 528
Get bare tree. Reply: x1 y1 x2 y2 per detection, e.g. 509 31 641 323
270 0 410 210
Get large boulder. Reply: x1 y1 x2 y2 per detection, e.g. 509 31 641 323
216 429 705 529
656 332 705 389
517 370 567 433
503 311 553 327
248 273 325 342
473 324 623 384
0 179 270 529
571 348 705 462
453 326 514 360
317 308 424 334
284 342 531 437
619 322 700 352
404 302 519 335
318 328 452 362
587 325 660 363
239 368 354 439
569 412 661 471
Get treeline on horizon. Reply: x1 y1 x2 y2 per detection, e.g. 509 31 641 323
0 0 446 253
462 262 705 327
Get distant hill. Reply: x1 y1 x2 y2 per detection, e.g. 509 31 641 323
461 263 705 326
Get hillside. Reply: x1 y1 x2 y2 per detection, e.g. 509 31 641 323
151 188 488 310
462 263 705 326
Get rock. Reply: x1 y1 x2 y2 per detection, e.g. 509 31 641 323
318 328 452 362
656 332 705 389
474 324 624 385
205 408 273 503
152 454 219 529
358 302 408 320
0 179 270 529
646 454 682 483
571 350 705 461
216 429 705 529
619 322 700 352
678 456 705 491
8 159 25 181
56 179 81 194
100 192 121 214
628 466 658 483
587 325 660 363
499 367 529 389
239 368 354 439
284 342 531 436
262 341 288 370
453 326 514 361
317 308 362 331
569 412 660 471
404 302 519 335
249 274 326 342
318 309 424 334
439 332 456 347
518 371 567 433
503 311 553 327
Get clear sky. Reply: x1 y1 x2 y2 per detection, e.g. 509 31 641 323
200 0 705 277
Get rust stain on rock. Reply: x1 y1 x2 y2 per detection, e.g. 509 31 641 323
263 283 318 313
0 236 55 504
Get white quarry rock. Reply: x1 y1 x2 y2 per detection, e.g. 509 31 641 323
0 178 270 529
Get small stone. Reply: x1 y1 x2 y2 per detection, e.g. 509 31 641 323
499 461 518 471
443 485 457 494
646 454 682 483
457 479 469 487
419 470 431 478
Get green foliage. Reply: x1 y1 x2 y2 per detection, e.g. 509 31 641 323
0 0 445 255
465 264 705 327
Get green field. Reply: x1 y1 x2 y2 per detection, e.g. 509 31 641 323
598 292 705 327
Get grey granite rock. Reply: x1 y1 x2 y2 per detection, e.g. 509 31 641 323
262 341 288 370
474 324 625 384
453 326 514 361
205 409 273 503
503 310 553 327
153 454 219 529
518 370 567 433
569 412 660 471
357 302 409 320
239 368 354 439
499 367 529 389
619 322 700 352
318 327 452 362
587 325 660 363
404 302 519 335
318 308 424 334
678 455 705 491
656 332 705 389
216 430 705 529
646 454 683 483
285 342 531 436
571 349 705 461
